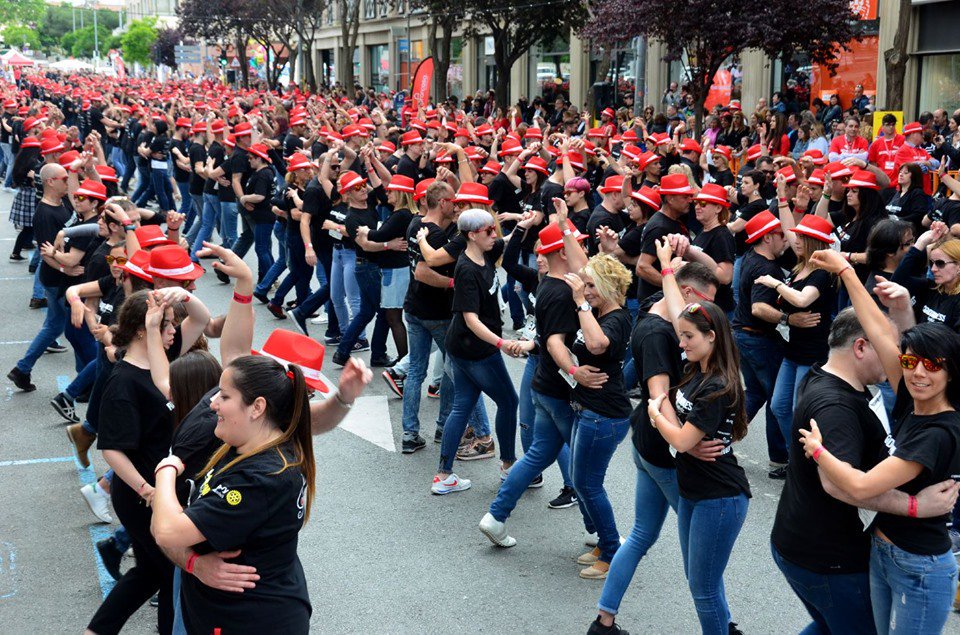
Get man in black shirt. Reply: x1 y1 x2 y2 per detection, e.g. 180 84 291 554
771 308 960 634
8 164 74 391
636 173 693 299
731 210 792 476
586 175 626 256
191 121 226 262
395 130 434 183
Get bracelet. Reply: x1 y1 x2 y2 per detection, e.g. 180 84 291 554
67 294 81 304
137 480 148 493
568 365 578 376
661 268 674 277
59 265 65 273
843 252 851 262
495 338 503 349
124 224 136 232
837 265 853 277
334 392 353 409
185 552 199 575
908 495 918 518
382 242 389 249
154 463 179 477
778 197 788 203
447 278 454 289
562 229 572 236
232 292 252 304
811 445 825 462
306 243 313 249
775 281 783 291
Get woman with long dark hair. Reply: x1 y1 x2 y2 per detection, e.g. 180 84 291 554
864 219 913 302
801 247 960 635
646 238 751 635
8 137 41 261
816 169 888 283
886 162 932 235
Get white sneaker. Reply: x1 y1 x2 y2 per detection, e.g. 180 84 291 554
431 473 471 495
584 533 599 547
479 512 516 547
310 309 328 324
80 483 113 523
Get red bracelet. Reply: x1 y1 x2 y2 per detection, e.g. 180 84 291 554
154 463 179 477
185 552 199 575
447 278 454 289
568 365 578 376
232 292 252 304
837 265 853 278
908 495 918 518
661 268 674 277
495 338 503 349
812 445 825 462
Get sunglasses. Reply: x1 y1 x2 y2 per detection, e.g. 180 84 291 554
685 302 713 325
901 240 914 248
898 353 946 372
473 226 497 236
931 259 956 269
75 195 90 203
352 183 366 192
686 286 715 303
330 164 341 170
105 255 128 266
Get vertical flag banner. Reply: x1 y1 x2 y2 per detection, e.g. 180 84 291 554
410 56 435 110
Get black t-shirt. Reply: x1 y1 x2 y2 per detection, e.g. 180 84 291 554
82 238 113 284
149 133 170 162
692 225 736 312
732 198 769 256
619 222 644 301
532 276 580 399
673 370 752 501
778 268 835 364
404 218 455 320
830 209 878 280
245 167 276 224
343 200 383 261
876 409 960 555
892 246 960 332
170 387 221 506
282 132 304 158
203 142 224 196
231 148 254 190
630 297 683 468
395 154 424 182
301 177 333 248
571 308 632 418
732 249 783 336
218 149 238 203
188 143 207 196
569 208 591 235
96 275 124 327
885 188 931 234
35 201 73 289
772 366 890 573
936 198 960 227
445 241 505 360
170 138 191 182
182 445 311 635
539 180 564 212
96 361 174 492
488 172 523 216
366 208 413 269
638 211 688 300
586 205 627 256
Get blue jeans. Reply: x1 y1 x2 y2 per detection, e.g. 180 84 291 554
518 354 573 487
772 542 875 635
771 358 812 457
272 235 312 308
255 221 286 295
191 195 221 260
599 450 679 614
330 246 361 335
732 255 744 306
232 211 255 259
734 330 786 464
110 146 126 182
438 352 518 472
17 286 69 374
677 493 749 635
172 567 186 635
489 390 585 525
175 181 192 221
120 154 136 191
337 262 381 356
289 246 342 338
185 193 204 243
31 253 43 300
570 409 631 563
131 164 153 206
501 275 526 326
1 141 14 185
869 535 957 635
251 222 275 284
65 356 98 400
150 168 175 213
219 201 239 249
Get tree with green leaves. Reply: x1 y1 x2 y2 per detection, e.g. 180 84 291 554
61 24 112 59
122 18 159 67
0 0 45 26
2 25 41 52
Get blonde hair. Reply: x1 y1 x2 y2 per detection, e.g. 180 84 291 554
668 163 699 191
391 190 418 213
582 254 631 306
935 239 960 295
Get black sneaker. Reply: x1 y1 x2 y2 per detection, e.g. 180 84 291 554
434 428 444 443
427 383 441 399
381 368 405 398
331 351 350 367
324 334 342 345
768 465 788 480
369 357 394 368
354 339 371 352
253 290 270 304
285 308 309 335
28 297 46 309
528 473 544 489
7 367 36 392
214 268 230 284
548 486 578 509
267 303 287 319
728 622 744 635
51 392 80 424
9 253 25 261
402 435 427 454
96 537 124 581
587 616 630 635
149 593 159 607
46 342 68 354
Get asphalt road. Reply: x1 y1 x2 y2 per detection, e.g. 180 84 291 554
0 186 956 634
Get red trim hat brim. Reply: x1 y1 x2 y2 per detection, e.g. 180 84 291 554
454 193 494 206
631 191 660 209
251 347 332 394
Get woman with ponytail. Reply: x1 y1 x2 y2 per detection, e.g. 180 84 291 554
150 352 318 635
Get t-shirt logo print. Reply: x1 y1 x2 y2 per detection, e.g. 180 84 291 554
225 490 242 506
296 475 307 520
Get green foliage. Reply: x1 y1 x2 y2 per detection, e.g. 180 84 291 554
0 0 45 26
2 25 41 51
61 24 112 58
122 18 158 67
39 4 121 54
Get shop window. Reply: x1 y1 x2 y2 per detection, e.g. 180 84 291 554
918 54 960 116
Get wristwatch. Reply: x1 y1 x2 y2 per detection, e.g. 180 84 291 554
779 312 789 326
577 301 591 313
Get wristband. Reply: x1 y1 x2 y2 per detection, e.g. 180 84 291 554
334 392 353 409
185 552 199 575
59 265 65 273
568 365 578 376
383 242 389 249
495 338 503 349
843 252 851 262
661 268 674 277
232 292 252 304
778 197 788 203
68 294 81 304
154 463 179 477
562 229 572 236
811 445 825 462
837 265 853 278
908 495 918 518
306 243 313 250
124 224 136 232
447 278 454 289
137 480 148 493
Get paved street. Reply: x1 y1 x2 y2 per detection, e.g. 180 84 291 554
0 186 957 635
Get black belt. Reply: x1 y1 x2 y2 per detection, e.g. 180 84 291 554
332 243 343 249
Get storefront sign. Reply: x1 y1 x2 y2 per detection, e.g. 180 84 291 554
849 0 877 19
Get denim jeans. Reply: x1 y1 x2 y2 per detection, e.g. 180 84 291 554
337 262 381 357
734 330 786 464
438 352 518 472
599 450 679 614
771 359 812 456
110 146 127 182
0 141 13 185
732 255 744 306
501 275 526 326
250 222 275 284
272 234 312 308
677 493 749 635
219 201 239 249
772 542 875 635
290 245 342 338
330 247 361 337
184 193 204 242
175 180 192 222
869 535 957 635
489 390 585 525
172 567 186 635
17 285 68 374
31 253 43 300
65 356 98 400
120 154 136 192
570 409 631 563
150 168 175 213
231 210 256 258
518 354 573 488
255 221 286 295
191 194 221 260
131 164 153 206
